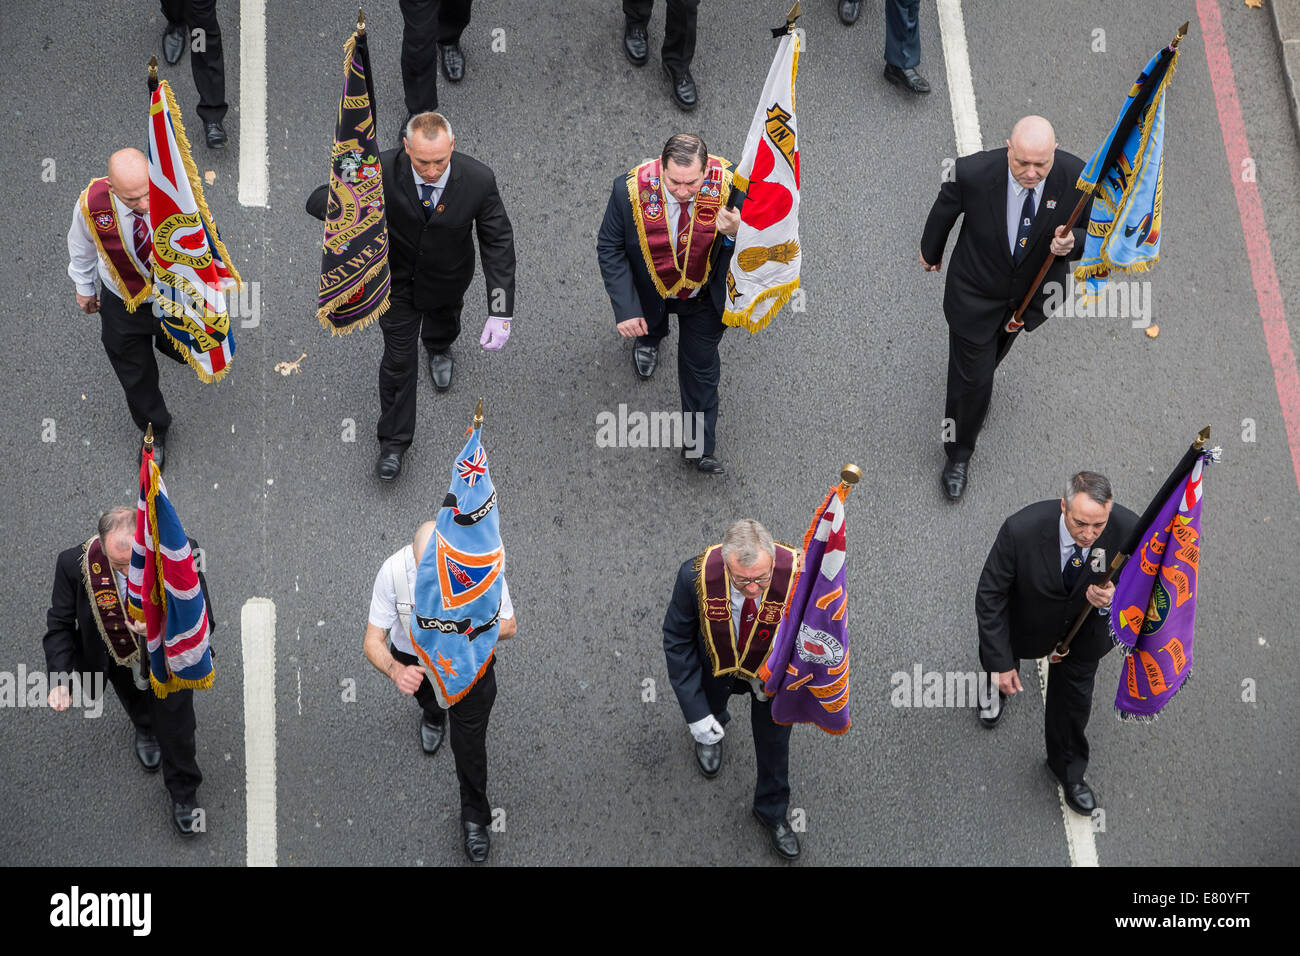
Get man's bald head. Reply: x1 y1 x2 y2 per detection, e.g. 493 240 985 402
107 149 150 214
413 520 437 565
1006 115 1057 188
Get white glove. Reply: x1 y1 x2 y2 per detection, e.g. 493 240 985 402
748 677 769 702
688 714 725 745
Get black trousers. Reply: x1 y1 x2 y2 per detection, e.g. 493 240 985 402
392 647 496 825
942 325 1018 463
624 0 699 72
884 0 922 69
707 676 792 826
159 0 227 125
99 290 187 434
377 291 464 450
642 294 727 457
399 0 474 116
105 659 202 804
986 653 1101 787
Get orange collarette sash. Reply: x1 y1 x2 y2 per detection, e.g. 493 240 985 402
79 177 152 311
693 543 797 679
627 155 732 299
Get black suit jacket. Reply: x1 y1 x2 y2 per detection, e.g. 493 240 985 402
976 500 1136 672
43 539 216 682
920 148 1090 343
663 557 739 725
596 174 743 327
307 148 516 315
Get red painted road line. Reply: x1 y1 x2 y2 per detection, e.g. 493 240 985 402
1198 0 1300 498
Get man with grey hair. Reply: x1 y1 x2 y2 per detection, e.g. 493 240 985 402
663 519 803 858
921 116 1092 500
42 507 214 835
307 110 516 482
975 472 1136 816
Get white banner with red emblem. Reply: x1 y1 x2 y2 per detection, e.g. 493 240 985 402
148 78 241 382
722 30 801 334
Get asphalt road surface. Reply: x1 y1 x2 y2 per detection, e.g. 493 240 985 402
2 0 1297 867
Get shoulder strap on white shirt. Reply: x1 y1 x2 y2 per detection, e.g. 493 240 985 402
391 550 415 635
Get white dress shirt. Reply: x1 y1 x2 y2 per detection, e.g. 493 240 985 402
67 193 151 299
1058 513 1092 571
1005 169 1045 257
411 160 452 208
369 544 514 656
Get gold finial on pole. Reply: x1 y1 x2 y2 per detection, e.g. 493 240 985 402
786 2 803 30
357 8 366 34
473 397 484 430
1194 425 1211 450
1172 21 1189 49
148 55 158 80
837 463 861 498
144 423 155 447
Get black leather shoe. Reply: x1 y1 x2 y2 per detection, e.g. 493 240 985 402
420 713 446 756
623 20 649 65
633 343 658 379
696 455 725 475
1062 780 1098 816
752 808 801 859
376 449 404 482
135 730 162 772
694 740 721 777
977 691 1007 729
439 42 465 82
941 459 968 500
838 1 862 25
664 64 698 111
205 121 228 149
884 63 932 94
172 801 200 836
462 820 490 862
162 22 186 65
428 350 453 391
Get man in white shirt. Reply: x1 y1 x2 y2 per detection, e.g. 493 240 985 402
67 149 187 470
363 520 516 861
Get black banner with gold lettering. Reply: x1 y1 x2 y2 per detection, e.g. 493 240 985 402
317 24 391 335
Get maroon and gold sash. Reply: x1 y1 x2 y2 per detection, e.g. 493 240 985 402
78 177 152 311
80 536 140 667
693 543 797 679
626 156 732 300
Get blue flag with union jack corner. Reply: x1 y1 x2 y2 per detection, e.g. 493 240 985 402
412 420 504 706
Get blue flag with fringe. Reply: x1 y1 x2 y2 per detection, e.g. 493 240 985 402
411 415 504 706
1075 36 1182 302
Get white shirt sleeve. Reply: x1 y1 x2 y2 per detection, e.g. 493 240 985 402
368 554 400 631
67 203 99 297
500 578 515 620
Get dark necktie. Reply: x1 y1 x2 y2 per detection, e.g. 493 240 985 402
1013 186 1035 263
1062 544 1086 592
419 183 434 220
132 213 151 264
737 596 758 658
675 200 693 255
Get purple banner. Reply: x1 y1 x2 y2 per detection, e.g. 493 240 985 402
761 486 850 735
1111 455 1206 720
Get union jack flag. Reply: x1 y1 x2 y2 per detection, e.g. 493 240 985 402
458 447 488 486
147 75 241 383
127 445 215 697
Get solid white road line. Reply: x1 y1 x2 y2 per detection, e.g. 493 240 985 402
238 0 269 207
242 597 277 866
1037 659 1099 867
935 0 984 156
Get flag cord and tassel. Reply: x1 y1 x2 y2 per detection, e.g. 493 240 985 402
1051 424 1209 662
1006 21 1187 329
